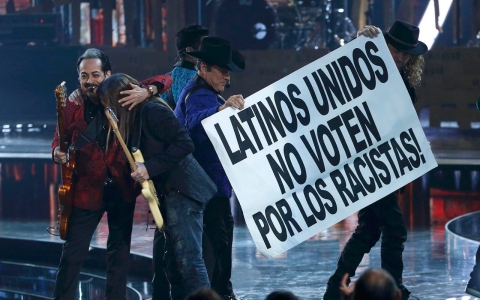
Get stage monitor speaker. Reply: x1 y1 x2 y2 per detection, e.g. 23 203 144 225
0 13 61 45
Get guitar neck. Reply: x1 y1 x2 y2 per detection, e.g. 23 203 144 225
104 114 137 171
114 128 137 171
55 82 69 153
57 109 69 153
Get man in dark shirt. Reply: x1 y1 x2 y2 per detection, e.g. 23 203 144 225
98 73 217 300
323 20 428 300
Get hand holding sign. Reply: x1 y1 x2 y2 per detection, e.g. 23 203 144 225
219 94 245 111
357 25 381 38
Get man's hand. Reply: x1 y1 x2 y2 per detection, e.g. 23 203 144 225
131 162 150 182
53 146 67 164
339 273 355 300
68 89 84 106
119 83 154 110
218 94 245 111
357 25 381 38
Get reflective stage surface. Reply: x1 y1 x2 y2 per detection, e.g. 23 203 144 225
0 208 479 300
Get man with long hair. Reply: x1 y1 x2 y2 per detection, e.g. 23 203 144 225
104 24 210 299
323 20 428 300
98 73 217 300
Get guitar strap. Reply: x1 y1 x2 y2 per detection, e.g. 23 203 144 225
70 111 105 151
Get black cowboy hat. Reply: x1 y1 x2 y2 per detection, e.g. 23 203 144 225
188 37 245 72
384 20 428 55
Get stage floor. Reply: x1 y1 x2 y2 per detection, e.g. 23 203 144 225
0 208 479 300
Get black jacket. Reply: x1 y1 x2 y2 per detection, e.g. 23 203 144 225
132 99 217 203
401 71 417 104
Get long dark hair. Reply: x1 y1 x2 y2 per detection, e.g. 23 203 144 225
97 73 140 146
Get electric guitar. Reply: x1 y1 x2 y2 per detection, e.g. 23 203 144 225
105 107 164 229
55 81 76 240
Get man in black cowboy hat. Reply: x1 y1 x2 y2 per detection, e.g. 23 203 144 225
357 19 428 103
323 20 428 300
174 36 246 300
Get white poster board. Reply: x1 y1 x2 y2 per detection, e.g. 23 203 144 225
202 34 437 258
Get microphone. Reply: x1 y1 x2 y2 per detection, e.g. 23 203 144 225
225 80 230 89
88 86 95 93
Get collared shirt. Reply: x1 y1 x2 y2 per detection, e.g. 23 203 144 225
84 97 108 151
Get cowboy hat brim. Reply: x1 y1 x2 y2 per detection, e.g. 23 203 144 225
231 50 245 72
384 32 428 55
189 50 245 72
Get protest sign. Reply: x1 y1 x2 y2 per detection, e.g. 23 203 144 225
202 34 437 258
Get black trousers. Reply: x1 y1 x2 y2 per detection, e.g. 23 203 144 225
324 192 408 299
53 186 136 300
152 228 171 300
203 196 234 296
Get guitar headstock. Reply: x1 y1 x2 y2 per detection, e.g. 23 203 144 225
55 81 67 112
105 106 120 131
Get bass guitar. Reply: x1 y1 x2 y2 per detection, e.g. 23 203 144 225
55 81 76 240
105 107 164 229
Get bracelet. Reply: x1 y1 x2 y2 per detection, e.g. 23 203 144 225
147 85 154 97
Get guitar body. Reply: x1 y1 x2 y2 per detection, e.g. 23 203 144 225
55 82 76 240
132 150 164 229
58 151 76 240
104 107 165 230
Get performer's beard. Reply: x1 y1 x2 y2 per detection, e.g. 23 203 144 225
84 83 97 94
83 84 100 104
